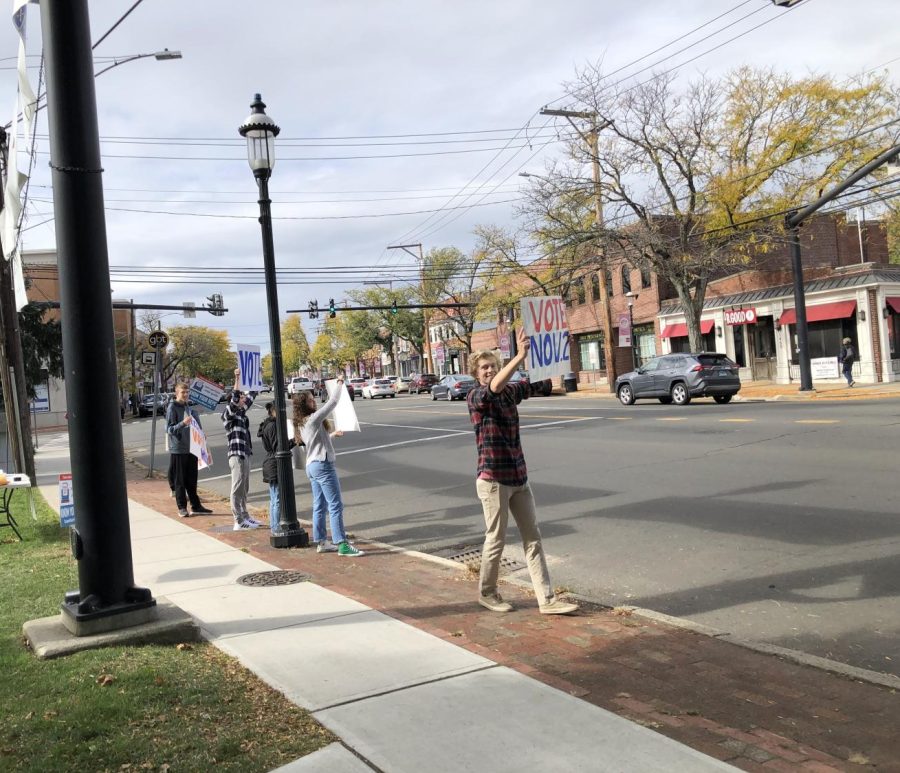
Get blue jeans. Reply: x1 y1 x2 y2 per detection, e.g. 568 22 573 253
842 362 854 385
305 460 347 544
269 482 281 534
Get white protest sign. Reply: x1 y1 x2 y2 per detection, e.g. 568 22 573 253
236 344 263 391
520 295 571 381
326 379 360 432
188 415 213 470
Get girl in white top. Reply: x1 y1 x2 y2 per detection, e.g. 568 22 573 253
293 376 364 556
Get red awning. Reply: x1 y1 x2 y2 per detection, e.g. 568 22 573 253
778 300 856 326
660 319 714 338
886 297 900 314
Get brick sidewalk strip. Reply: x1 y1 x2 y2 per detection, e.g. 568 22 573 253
125 469 900 772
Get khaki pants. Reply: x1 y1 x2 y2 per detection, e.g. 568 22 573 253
476 478 553 606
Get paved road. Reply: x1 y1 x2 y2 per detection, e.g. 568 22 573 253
119 390 900 678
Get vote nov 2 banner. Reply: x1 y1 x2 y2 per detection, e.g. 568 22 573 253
519 295 571 381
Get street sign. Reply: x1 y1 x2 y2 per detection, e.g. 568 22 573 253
148 330 169 348
141 351 156 365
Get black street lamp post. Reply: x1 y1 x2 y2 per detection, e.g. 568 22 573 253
625 291 638 370
239 95 308 549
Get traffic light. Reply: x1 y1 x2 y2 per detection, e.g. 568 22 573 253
391 300 398 315
328 298 336 318
308 300 319 319
206 293 224 316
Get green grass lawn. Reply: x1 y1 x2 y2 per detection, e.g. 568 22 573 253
0 489 335 772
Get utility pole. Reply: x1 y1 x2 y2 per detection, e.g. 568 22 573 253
540 108 617 392
387 243 431 372
0 127 35 478
785 142 900 391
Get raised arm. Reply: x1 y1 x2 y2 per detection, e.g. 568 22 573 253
490 327 529 393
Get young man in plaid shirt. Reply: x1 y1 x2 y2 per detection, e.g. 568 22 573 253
222 368 260 530
466 326 578 615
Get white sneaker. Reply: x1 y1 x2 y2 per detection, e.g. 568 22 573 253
316 541 339 553
244 516 262 527
233 520 259 531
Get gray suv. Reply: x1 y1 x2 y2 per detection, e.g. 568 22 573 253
615 352 740 406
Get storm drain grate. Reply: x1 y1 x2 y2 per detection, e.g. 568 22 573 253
444 547 525 572
236 570 311 587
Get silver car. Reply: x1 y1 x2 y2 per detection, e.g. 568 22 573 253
615 352 741 406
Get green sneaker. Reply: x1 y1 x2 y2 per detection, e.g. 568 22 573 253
337 541 364 557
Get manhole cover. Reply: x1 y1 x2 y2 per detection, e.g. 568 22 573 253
236 570 311 587
444 547 525 572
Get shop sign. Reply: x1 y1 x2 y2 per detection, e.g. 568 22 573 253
724 308 757 326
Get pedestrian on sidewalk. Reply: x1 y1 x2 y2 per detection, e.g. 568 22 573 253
466 327 578 616
293 376 364 556
258 402 296 534
222 368 259 530
839 337 856 387
165 382 212 517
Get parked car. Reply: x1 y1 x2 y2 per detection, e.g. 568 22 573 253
431 374 477 401
614 352 741 406
508 370 553 397
394 376 412 393
411 373 439 394
349 377 368 397
287 376 314 396
138 393 168 417
362 378 396 399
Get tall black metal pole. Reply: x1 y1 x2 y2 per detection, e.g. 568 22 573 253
786 214 813 391
255 173 308 548
41 0 153 628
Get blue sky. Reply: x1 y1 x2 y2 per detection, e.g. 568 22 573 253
2 0 897 354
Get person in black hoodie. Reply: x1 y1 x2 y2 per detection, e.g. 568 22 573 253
839 337 856 387
258 402 296 534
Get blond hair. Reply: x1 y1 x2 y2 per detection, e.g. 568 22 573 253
469 349 501 379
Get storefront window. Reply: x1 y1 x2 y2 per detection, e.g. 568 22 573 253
890 311 899 359
788 320 855 363
578 334 605 371
670 331 716 355
634 324 656 365
733 326 746 367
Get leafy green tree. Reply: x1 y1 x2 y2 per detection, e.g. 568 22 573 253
528 66 898 350
19 302 63 398
281 314 311 374
162 326 233 386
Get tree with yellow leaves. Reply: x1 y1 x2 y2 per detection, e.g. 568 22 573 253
525 66 898 351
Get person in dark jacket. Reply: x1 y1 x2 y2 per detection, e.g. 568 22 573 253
165 383 212 517
839 337 856 387
257 402 296 534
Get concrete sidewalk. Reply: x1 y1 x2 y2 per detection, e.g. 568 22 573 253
34 443 900 771
36 468 732 772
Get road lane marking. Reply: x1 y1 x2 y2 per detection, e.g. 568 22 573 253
656 417 687 422
337 432 470 456
794 419 840 424
361 422 469 434
521 418 601 429
719 419 755 423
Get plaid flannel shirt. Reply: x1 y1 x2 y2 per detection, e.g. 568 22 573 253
467 381 529 486
222 393 254 458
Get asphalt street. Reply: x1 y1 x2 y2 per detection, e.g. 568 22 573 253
119 389 900 679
